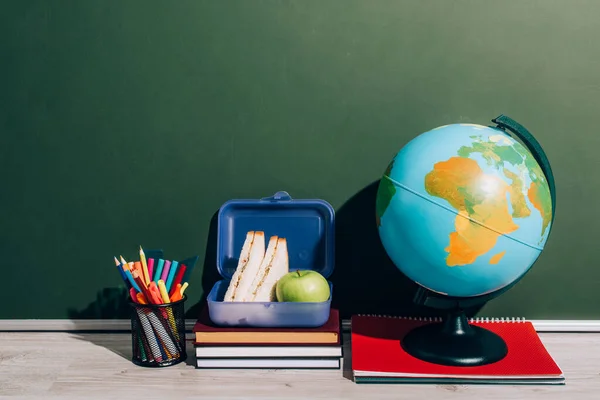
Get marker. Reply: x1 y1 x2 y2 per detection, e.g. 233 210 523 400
148 282 163 305
135 310 163 362
165 260 179 293
145 311 178 358
154 259 165 282
170 284 182 302
147 258 155 282
129 287 139 303
157 280 171 303
180 282 189 296
160 260 171 283
169 264 187 298
136 292 147 304
139 246 151 285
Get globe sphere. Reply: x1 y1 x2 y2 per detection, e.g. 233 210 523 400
376 123 553 298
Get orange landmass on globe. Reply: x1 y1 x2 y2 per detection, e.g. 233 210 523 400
503 169 530 219
489 251 506 265
425 157 519 266
528 181 552 236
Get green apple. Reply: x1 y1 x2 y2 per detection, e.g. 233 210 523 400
276 270 330 302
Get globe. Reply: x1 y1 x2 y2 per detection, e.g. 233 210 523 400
376 121 553 299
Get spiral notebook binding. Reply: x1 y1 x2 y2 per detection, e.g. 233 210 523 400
357 314 526 323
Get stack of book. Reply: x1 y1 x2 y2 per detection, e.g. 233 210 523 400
192 306 342 369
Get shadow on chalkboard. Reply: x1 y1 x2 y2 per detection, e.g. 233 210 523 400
67 287 131 319
330 180 430 320
186 209 221 319
330 180 484 320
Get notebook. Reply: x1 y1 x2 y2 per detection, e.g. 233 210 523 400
195 357 340 369
351 315 564 385
193 306 340 344
195 345 342 358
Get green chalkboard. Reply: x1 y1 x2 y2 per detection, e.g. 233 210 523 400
1 1 598 321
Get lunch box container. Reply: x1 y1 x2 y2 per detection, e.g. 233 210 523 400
206 191 335 328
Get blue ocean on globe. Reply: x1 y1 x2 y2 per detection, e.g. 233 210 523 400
376 123 553 298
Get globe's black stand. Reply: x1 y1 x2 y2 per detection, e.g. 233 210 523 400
400 287 512 367
401 308 508 366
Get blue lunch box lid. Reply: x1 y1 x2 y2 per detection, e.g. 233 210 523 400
216 191 335 280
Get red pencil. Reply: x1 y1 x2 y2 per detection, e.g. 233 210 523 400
169 264 187 298
132 270 154 304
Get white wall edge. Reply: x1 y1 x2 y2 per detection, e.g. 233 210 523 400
0 319 599 333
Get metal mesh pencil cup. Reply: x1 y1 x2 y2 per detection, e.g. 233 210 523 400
129 295 187 367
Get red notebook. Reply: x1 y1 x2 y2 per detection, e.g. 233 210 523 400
351 315 564 385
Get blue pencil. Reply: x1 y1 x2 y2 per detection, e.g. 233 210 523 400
116 264 129 288
165 261 179 292
124 269 141 292
114 257 131 289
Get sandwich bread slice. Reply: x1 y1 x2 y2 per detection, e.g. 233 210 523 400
244 236 289 302
223 231 265 301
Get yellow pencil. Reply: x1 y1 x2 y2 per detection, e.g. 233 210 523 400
157 280 170 303
180 282 189 296
139 246 151 285
120 255 127 265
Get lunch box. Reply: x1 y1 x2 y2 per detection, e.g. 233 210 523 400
206 191 335 328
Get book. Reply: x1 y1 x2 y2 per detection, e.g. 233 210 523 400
195 357 340 369
195 345 342 358
351 315 564 385
192 306 340 344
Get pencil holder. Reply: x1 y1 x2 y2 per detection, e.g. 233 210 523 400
129 296 187 367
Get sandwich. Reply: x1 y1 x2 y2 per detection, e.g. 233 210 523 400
223 231 266 301
244 236 289 302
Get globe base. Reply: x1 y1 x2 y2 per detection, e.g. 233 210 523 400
401 310 508 367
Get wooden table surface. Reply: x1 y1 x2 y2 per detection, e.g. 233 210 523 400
0 331 598 399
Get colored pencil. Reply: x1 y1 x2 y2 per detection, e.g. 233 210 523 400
132 270 153 304
114 260 129 288
123 269 141 292
139 246 151 285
